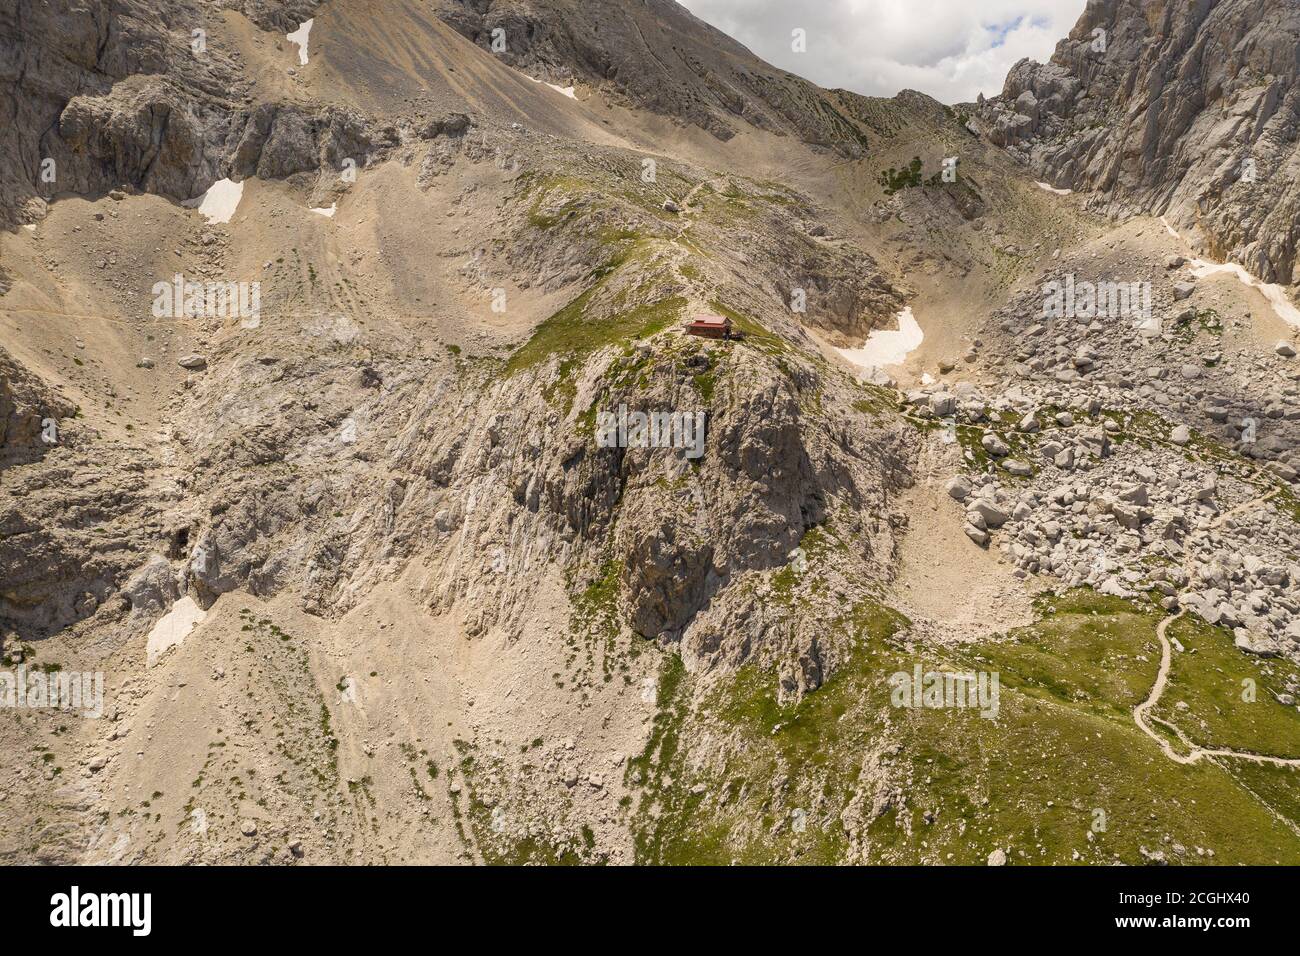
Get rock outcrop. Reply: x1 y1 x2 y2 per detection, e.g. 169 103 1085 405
977 0 1300 285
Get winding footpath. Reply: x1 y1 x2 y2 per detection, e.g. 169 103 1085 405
663 177 728 312
1132 483 1300 768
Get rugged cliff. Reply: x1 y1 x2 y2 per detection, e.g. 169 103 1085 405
978 0 1300 285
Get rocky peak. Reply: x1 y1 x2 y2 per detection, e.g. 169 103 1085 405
978 0 1300 285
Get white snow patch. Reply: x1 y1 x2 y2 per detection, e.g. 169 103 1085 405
835 306 924 370
1160 216 1181 240
519 71 577 99
287 19 313 66
1036 181 1072 196
146 595 207 667
22 223 36 232
1187 258 1300 330
310 203 337 218
190 178 243 224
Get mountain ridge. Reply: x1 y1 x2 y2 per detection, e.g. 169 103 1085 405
1 0 1298 867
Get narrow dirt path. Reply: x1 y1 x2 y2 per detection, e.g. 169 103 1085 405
1132 484 1300 768
664 176 729 313
671 176 726 241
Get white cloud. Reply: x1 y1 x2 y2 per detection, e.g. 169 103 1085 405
676 0 1088 104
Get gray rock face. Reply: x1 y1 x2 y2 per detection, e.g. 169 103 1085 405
0 347 76 466
977 0 1300 286
0 0 236 221
230 103 378 182
121 556 180 620
0 0 389 225
981 433 1010 456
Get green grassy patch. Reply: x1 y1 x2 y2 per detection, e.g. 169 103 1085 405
505 293 686 400
878 157 923 195
627 589 1300 865
1171 307 1224 344
1153 614 1300 759
973 590 1163 722
707 299 788 356
851 383 898 421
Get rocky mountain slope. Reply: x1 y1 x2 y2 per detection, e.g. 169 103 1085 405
1 0 1298 865
977 0 1300 286
430 0 909 153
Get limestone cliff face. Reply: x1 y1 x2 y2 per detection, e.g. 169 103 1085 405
979 0 1300 285
0 0 385 224
2 0 237 221
0 347 73 466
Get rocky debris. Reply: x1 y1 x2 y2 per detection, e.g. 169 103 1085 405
177 354 208 371
987 848 1007 866
926 294 1300 661
1277 341 1297 358
945 476 971 501
939 412 1300 657
1139 846 1168 865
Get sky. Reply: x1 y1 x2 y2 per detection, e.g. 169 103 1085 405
676 0 1089 104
